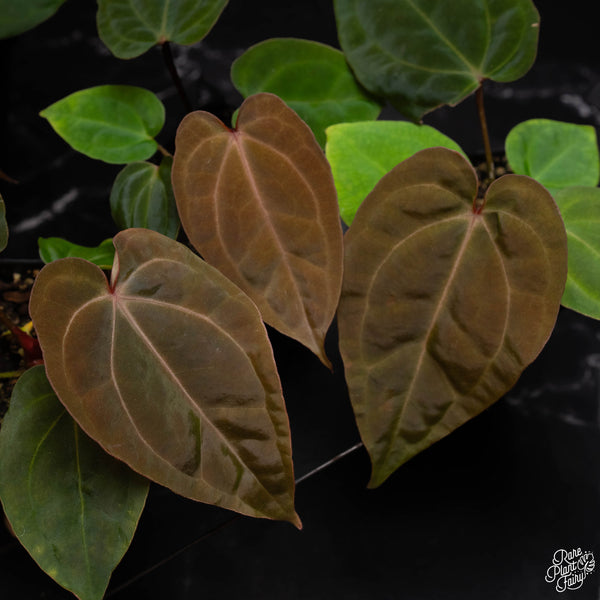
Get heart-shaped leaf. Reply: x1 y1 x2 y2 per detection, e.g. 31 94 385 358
40 86 165 164
325 121 466 224
29 228 300 527
338 148 567 487
0 194 7 252
231 38 382 147
506 119 600 195
0 366 149 600
0 0 67 38
38 237 115 269
97 0 229 59
554 186 600 319
110 157 180 238
334 0 540 121
172 93 343 367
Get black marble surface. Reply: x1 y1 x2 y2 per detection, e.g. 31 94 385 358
1 1 600 599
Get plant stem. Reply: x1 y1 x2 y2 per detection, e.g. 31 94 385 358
476 84 495 181
161 41 193 113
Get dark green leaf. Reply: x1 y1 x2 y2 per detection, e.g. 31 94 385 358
338 148 567 487
110 157 180 238
38 237 115 270
325 121 466 224
506 119 600 195
40 86 165 164
231 38 382 147
335 0 540 121
0 366 149 600
97 0 229 59
554 186 600 319
0 0 67 38
30 229 301 527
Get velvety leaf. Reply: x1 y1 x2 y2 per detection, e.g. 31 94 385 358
334 0 540 121
29 228 300 527
110 158 180 238
338 148 567 487
505 119 600 195
553 186 600 319
172 93 343 367
325 121 466 224
231 38 382 147
0 366 149 600
97 0 229 59
40 86 165 164
0 0 67 38
0 194 7 252
39 237 115 269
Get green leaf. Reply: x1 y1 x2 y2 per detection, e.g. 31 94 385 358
40 85 165 164
334 0 540 121
0 366 149 600
30 229 301 527
97 0 229 59
338 148 567 487
325 120 466 224
0 0 67 38
0 194 7 253
110 157 180 238
554 186 600 319
231 38 382 147
38 237 115 270
172 93 343 368
505 119 600 195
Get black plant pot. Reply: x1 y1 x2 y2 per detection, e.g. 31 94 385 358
1 2 600 599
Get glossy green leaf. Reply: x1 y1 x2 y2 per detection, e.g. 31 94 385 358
172 93 343 367
334 0 540 121
38 237 115 270
0 366 149 600
554 186 600 319
110 157 180 238
97 0 229 59
231 38 382 147
338 148 567 487
325 121 466 224
40 86 165 164
30 228 300 527
506 119 600 195
0 0 67 38
0 194 7 252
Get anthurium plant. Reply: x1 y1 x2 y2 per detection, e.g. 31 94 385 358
0 0 599 598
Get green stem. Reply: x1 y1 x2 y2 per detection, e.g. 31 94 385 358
161 41 193 113
476 84 495 181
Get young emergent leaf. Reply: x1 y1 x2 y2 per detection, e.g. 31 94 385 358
38 237 115 270
40 85 165 164
325 121 466 225
172 93 343 368
338 148 567 487
0 0 68 38
553 186 600 319
0 366 149 600
505 119 600 195
97 0 229 59
110 157 180 239
231 38 382 147
29 228 301 527
0 194 7 252
334 0 539 121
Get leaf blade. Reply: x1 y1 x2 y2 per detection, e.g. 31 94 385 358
172 93 343 366
0 366 149 600
38 237 115 269
338 148 567 486
0 0 68 38
29 229 300 526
